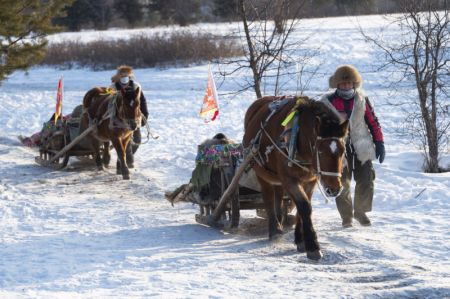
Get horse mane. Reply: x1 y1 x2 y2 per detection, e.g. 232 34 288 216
296 99 346 138
82 87 106 110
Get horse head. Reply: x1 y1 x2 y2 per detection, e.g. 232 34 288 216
117 85 142 131
310 106 349 197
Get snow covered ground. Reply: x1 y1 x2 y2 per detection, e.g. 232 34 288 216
0 14 449 298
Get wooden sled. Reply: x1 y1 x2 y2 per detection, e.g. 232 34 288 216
191 145 293 229
35 125 95 169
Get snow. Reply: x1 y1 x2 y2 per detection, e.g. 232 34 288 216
0 14 449 298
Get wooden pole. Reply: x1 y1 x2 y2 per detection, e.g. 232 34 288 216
207 147 257 225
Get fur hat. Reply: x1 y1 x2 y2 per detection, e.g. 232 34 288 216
329 65 362 89
111 65 135 83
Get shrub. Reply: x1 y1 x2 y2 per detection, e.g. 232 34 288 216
41 31 242 70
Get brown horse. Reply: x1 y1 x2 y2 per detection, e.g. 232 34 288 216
243 96 349 260
80 86 141 180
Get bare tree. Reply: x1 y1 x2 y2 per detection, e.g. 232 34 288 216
362 0 449 173
218 0 319 99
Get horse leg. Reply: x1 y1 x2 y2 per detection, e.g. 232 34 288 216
116 159 122 174
283 179 322 260
294 181 316 253
295 213 305 252
102 142 110 168
115 142 124 175
93 139 104 171
121 137 132 179
273 186 285 228
131 129 141 154
112 138 130 180
258 178 283 240
125 142 134 169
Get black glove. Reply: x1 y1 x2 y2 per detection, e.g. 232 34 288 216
141 116 147 126
375 141 385 164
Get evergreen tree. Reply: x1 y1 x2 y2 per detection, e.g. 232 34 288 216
335 0 375 15
0 0 73 82
147 0 200 26
91 0 112 30
57 0 93 31
213 0 238 19
113 0 143 28
147 0 163 12
55 0 114 31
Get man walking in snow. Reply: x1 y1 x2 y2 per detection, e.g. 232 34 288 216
110 65 149 168
321 65 385 227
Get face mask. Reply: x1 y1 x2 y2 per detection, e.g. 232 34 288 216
336 88 355 100
120 76 129 85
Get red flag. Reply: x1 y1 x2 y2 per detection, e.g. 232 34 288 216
54 76 63 124
199 66 219 122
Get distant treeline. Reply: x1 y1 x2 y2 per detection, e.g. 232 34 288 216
41 31 242 70
54 0 449 31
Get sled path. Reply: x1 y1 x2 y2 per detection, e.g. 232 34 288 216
0 141 449 298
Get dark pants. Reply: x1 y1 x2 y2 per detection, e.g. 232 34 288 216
126 129 141 165
335 152 375 220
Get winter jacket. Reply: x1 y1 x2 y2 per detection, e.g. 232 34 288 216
320 89 383 164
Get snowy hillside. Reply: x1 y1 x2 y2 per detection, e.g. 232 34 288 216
0 14 449 298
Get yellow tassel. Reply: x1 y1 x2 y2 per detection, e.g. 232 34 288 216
282 111 296 126
281 96 307 126
100 87 116 95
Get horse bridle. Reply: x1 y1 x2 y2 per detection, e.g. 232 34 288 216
314 136 345 199
314 136 343 178
112 91 141 130
260 123 343 178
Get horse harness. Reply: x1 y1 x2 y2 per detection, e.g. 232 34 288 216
248 96 342 179
108 91 141 131
86 88 141 132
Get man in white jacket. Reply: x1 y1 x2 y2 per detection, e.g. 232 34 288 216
321 65 385 227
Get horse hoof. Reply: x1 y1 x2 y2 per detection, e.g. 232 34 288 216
296 242 306 253
123 175 130 180
306 250 323 260
128 163 134 169
269 229 284 241
269 234 282 242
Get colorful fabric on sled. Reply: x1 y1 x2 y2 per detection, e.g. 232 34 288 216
191 163 213 190
19 114 72 147
195 143 243 165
